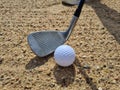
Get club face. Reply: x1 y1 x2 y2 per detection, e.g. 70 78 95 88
27 31 66 57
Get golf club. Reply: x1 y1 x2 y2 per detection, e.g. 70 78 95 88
62 0 90 6
27 0 85 57
62 0 80 6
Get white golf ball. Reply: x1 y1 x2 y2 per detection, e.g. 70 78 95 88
54 45 75 67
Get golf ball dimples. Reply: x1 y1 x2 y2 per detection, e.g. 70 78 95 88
54 45 75 67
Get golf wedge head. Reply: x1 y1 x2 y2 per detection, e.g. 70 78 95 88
28 0 85 57
27 31 66 57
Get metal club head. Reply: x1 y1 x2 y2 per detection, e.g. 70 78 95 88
27 0 85 57
27 31 66 57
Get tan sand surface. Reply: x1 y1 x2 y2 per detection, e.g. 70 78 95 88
0 0 120 90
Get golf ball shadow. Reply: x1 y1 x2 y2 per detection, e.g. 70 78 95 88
53 64 76 87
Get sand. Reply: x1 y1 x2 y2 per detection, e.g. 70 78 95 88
0 0 120 90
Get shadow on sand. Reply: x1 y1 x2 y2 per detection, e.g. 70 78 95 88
75 57 98 90
88 0 120 44
53 64 76 87
53 57 98 89
26 55 98 89
25 54 53 70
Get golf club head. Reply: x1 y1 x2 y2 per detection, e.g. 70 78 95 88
28 0 85 57
27 31 66 57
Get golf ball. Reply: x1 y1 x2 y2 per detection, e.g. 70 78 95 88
54 45 75 67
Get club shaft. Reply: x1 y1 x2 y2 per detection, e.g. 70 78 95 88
65 0 85 40
74 0 85 17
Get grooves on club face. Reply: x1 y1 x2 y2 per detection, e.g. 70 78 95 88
27 31 66 57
